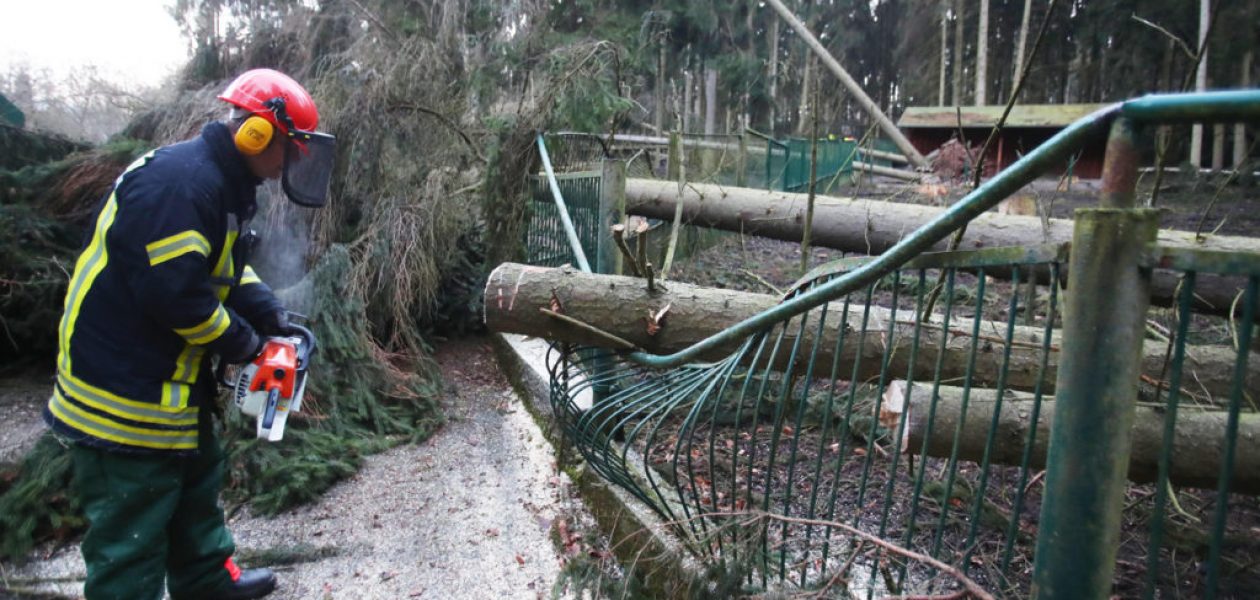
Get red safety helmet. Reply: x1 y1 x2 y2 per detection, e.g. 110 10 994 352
219 69 336 207
218 69 319 134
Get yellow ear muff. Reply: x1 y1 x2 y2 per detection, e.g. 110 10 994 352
234 116 274 155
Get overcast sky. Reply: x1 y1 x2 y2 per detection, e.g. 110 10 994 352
0 0 189 88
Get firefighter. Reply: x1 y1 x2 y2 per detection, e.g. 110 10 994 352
44 68 336 600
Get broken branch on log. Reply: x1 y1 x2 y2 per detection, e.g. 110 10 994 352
611 224 643 277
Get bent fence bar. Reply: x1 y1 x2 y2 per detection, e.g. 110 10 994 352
516 91 1260 598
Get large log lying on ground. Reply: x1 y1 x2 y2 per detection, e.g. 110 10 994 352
885 381 1260 494
623 178 1254 316
485 263 1256 400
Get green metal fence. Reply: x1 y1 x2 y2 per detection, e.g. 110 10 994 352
776 136 857 192
1131 246 1260 600
524 91 1260 598
550 246 1069 597
524 171 602 270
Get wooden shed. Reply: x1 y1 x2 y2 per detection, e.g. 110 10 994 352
898 103 1110 179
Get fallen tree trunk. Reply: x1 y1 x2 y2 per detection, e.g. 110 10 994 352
852 161 920 181
887 381 1260 494
484 263 1256 400
762 0 929 169
623 178 1254 317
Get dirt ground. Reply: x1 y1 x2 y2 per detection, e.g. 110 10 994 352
0 338 608 600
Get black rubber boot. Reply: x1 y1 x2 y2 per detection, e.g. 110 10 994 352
218 568 277 600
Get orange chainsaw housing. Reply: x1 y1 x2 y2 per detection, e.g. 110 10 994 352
246 338 299 398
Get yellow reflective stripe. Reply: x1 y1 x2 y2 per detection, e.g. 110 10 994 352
58 192 120 374
213 230 238 279
58 371 197 423
240 265 262 286
146 231 211 266
174 305 231 345
213 230 239 301
49 389 197 450
171 345 207 383
161 381 191 408
57 151 155 374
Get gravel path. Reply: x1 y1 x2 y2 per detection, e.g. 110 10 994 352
1 338 589 600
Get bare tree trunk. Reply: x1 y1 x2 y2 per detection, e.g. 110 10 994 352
1190 0 1210 168
692 70 702 133
798 54 813 136
768 13 780 133
891 383 1260 494
682 68 692 134
1012 0 1033 89
952 0 966 105
1238 51 1254 168
1212 122 1226 173
764 0 930 168
621 178 1260 317
939 2 949 106
704 66 718 136
483 263 1258 399
974 0 989 105
654 41 666 133
802 83 818 273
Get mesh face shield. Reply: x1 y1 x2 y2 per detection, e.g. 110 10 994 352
281 131 337 207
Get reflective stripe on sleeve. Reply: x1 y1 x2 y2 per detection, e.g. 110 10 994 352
146 230 211 266
174 305 232 345
240 265 263 286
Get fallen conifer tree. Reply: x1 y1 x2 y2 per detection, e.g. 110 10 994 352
484 262 1257 400
881 381 1259 494
622 178 1254 318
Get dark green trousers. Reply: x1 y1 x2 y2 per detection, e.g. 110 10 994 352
71 414 236 600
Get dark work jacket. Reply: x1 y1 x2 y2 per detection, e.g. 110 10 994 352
44 122 282 454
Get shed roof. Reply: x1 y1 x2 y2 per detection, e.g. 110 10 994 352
898 104 1109 129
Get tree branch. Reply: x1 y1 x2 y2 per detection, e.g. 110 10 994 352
387 103 486 163
705 511 996 600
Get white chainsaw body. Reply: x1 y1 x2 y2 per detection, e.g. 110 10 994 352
232 330 312 442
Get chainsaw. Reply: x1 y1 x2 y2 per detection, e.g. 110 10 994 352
232 323 316 442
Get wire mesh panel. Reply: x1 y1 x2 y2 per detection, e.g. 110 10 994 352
549 246 1068 597
765 137 858 192
524 172 601 270
1131 248 1260 600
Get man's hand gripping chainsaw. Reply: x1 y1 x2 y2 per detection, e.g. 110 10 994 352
233 324 316 442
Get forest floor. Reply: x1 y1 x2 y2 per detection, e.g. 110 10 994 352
0 338 611 600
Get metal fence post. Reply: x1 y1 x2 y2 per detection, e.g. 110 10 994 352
599 159 627 276
1031 208 1158 599
1099 118 1138 209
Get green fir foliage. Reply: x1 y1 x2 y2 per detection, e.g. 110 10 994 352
0 435 81 561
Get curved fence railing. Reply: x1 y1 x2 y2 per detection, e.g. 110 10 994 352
528 91 1260 598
